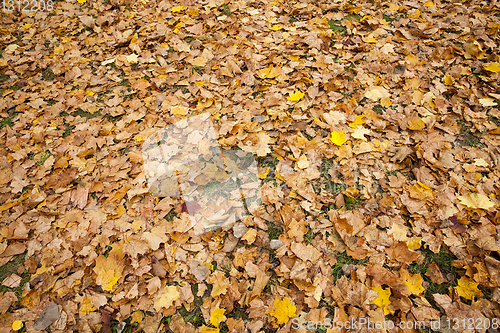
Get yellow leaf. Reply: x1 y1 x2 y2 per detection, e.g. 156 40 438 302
424 1 434 6
199 326 219 333
130 33 139 44
400 269 425 296
86 91 95 96
406 237 422 250
380 96 392 107
365 86 389 101
458 193 496 210
77 0 86 3
171 105 188 115
443 75 454 85
408 116 425 130
210 308 227 327
154 285 180 310
267 297 296 325
130 311 144 324
258 65 282 79
269 24 283 31
479 98 497 106
330 130 347 146
93 242 125 291
362 37 377 43
190 54 207 67
171 6 184 12
474 158 489 167
348 115 365 128
484 63 500 73
407 54 419 65
287 90 304 102
371 286 394 315
80 295 97 315
12 321 23 331
455 276 483 300
22 23 32 29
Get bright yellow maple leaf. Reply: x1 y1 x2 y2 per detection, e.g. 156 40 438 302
458 193 496 210
362 37 377 43
267 297 296 324
455 276 483 300
210 308 227 327
400 269 424 296
154 285 180 310
371 286 394 315
484 63 500 73
349 115 365 128
330 130 347 146
22 23 32 29
443 75 454 85
80 295 97 315
77 0 86 3
171 5 184 12
287 90 304 102
12 321 23 331
269 24 283 31
406 237 422 250
93 242 125 292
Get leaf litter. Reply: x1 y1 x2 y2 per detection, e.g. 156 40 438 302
0 0 500 332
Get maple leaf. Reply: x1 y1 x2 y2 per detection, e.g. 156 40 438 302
406 237 422 250
330 130 347 146
80 295 97 315
408 116 425 131
372 286 394 315
287 90 304 102
210 308 227 327
154 285 180 311
267 297 296 324
455 277 484 300
400 269 424 296
171 6 184 12
199 326 219 333
483 63 500 73
93 242 125 292
365 86 389 101
458 193 496 210
269 24 283 31
126 54 139 64
348 115 365 129
479 98 497 106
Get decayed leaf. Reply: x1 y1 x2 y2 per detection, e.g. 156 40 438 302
210 308 227 327
371 286 394 315
455 276 483 300
458 193 496 210
93 242 125 292
267 297 296 324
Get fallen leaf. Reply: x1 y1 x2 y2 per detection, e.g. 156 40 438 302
372 286 394 315
484 63 500 73
12 321 23 331
455 276 483 300
210 308 227 327
330 130 347 146
287 90 304 102
458 193 496 210
93 242 125 291
154 285 180 310
267 297 296 324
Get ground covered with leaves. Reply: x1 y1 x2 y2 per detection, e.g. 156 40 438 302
1 0 500 332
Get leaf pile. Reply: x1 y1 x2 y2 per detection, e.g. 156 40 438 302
1 0 500 332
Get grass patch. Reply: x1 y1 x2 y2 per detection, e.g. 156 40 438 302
0 111 19 129
332 252 369 283
456 119 482 147
328 20 347 34
266 221 283 240
178 304 206 326
0 253 30 301
42 67 55 81
73 108 102 119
